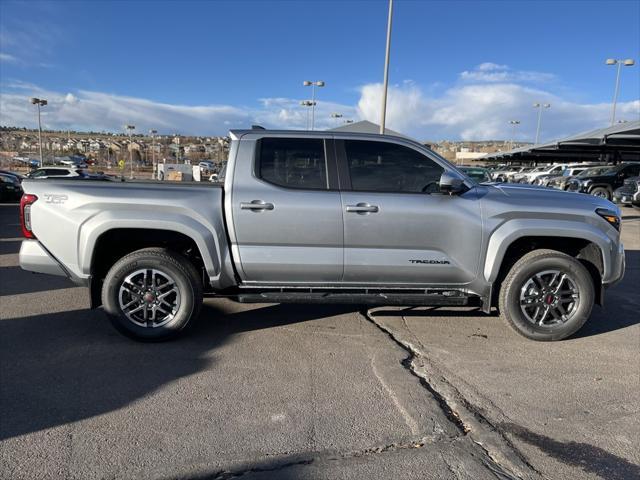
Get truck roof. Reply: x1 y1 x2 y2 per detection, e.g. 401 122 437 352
228 128 413 143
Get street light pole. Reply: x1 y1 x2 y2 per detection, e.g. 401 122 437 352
303 80 325 130
330 112 343 126
533 103 550 144
126 125 135 179
380 0 393 134
509 120 520 150
606 58 635 125
300 100 315 130
30 97 47 167
149 129 157 174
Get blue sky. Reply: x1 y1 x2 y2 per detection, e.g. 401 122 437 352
1 0 639 141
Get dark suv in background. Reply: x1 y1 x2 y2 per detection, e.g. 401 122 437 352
567 162 640 200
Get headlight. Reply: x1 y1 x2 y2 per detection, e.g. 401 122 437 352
596 208 620 231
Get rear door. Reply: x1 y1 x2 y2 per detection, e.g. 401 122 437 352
230 135 343 284
337 138 483 286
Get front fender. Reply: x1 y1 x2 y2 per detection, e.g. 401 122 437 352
484 219 617 284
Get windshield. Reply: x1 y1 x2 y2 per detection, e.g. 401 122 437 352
460 168 490 183
578 166 614 177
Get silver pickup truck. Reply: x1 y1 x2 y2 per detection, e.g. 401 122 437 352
19 128 625 341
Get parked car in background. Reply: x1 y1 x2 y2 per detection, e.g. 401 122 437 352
613 176 640 208
199 161 216 172
459 166 492 183
567 162 640 200
533 163 604 187
0 169 24 183
549 165 613 191
492 165 526 182
521 164 569 184
0 173 23 202
27 167 89 179
509 166 538 183
18 128 625 343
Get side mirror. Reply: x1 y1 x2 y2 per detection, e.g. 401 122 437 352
439 171 465 194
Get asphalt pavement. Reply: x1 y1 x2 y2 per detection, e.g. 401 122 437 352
1 203 638 480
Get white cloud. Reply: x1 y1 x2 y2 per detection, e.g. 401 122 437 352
356 81 639 141
0 52 19 63
1 64 638 142
460 63 556 84
0 84 356 135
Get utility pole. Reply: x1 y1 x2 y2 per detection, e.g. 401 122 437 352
509 120 520 150
380 0 393 134
126 125 135 179
533 103 550 144
30 97 47 167
149 129 157 174
605 59 635 125
303 81 325 130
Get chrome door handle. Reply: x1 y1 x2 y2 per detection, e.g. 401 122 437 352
240 200 274 211
346 203 379 213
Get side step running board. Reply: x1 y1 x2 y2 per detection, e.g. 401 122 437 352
233 291 475 306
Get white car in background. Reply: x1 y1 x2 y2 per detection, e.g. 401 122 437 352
520 164 569 184
27 167 88 179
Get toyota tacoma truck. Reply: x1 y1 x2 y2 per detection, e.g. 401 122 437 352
18 128 625 341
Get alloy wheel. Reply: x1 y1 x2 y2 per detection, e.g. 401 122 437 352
118 268 181 328
519 269 580 327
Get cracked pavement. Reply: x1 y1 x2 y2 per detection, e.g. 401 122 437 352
1 204 639 479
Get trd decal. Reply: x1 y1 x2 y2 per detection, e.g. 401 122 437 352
43 194 68 204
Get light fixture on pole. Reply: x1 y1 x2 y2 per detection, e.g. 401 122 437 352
330 112 343 126
606 58 635 125
508 120 521 150
149 129 157 173
380 0 394 134
344 119 354 124
300 100 316 130
125 125 135 179
302 80 324 130
533 103 551 144
30 97 47 167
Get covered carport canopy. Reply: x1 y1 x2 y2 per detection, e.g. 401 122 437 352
482 120 640 164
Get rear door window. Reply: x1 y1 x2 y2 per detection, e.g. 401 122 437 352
258 138 328 190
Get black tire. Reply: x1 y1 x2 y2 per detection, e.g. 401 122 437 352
102 248 203 341
498 249 594 341
590 187 611 200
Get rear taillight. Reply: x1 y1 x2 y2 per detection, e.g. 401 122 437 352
20 194 38 239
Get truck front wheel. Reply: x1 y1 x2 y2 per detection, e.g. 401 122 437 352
498 249 594 341
102 248 203 341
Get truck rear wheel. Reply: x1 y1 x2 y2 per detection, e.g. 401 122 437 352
498 249 594 341
102 248 203 341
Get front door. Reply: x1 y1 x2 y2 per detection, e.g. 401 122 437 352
231 136 343 284
337 138 483 286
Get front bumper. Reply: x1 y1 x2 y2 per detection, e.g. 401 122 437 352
604 240 626 287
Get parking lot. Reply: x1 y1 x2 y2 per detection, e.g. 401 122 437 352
1 203 638 480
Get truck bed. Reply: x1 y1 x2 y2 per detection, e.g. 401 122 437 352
20 178 230 287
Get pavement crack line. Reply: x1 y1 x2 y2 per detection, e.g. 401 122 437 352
363 308 543 480
205 437 447 480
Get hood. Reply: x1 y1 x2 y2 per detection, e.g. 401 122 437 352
485 182 618 212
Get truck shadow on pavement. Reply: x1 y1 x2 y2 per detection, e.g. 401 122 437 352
501 422 640 480
0 302 358 441
0 266 78 296
367 250 640 340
